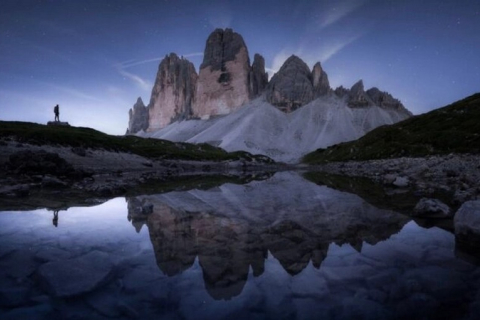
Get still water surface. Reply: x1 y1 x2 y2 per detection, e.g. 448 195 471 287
0 172 479 319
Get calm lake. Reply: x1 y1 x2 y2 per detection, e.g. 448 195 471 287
0 171 479 319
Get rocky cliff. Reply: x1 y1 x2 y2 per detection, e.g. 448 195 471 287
312 62 331 97
128 28 411 148
344 80 412 116
192 28 252 119
147 53 197 132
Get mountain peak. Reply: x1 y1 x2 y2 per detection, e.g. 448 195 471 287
350 80 364 93
200 28 249 71
265 55 313 112
135 97 145 107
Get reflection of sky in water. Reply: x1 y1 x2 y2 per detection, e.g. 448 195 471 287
0 180 479 319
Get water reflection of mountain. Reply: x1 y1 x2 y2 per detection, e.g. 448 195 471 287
127 172 409 300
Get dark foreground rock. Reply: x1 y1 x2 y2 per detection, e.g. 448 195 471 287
47 121 70 127
6 150 76 176
413 198 451 219
454 200 480 249
38 250 114 298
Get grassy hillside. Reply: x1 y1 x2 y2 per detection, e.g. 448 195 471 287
0 121 273 163
303 93 480 164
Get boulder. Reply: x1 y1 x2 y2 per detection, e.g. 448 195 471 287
392 176 409 188
266 55 314 112
127 97 149 134
454 200 480 248
148 53 198 131
413 198 451 218
38 250 114 298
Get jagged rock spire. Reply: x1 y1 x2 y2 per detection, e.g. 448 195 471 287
312 62 331 97
193 28 251 119
148 53 198 131
127 97 148 134
249 53 268 98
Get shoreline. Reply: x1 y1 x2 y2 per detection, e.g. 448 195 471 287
1 139 479 214
310 154 480 206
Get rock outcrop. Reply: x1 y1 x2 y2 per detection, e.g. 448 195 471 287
127 97 148 134
193 28 252 119
148 53 197 131
332 80 411 116
366 87 412 114
334 86 349 98
348 80 371 107
266 55 315 112
312 62 330 97
249 54 268 98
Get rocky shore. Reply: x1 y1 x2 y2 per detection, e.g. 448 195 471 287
0 140 279 210
312 154 480 206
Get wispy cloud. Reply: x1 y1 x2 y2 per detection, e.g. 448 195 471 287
116 57 164 69
113 52 204 91
117 68 152 92
315 32 366 63
268 30 366 76
182 52 204 59
316 0 367 30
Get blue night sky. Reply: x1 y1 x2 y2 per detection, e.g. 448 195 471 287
1 0 479 135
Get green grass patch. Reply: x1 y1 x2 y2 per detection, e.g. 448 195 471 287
0 121 273 163
303 93 480 164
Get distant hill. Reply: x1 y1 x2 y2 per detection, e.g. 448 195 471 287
302 93 480 164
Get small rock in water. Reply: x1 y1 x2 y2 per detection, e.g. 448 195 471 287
413 198 451 218
393 176 409 188
383 174 397 185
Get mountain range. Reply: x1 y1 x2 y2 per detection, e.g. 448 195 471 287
127 28 412 163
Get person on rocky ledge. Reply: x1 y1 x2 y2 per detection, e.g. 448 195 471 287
54 104 60 122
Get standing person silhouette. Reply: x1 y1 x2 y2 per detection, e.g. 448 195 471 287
54 104 60 122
